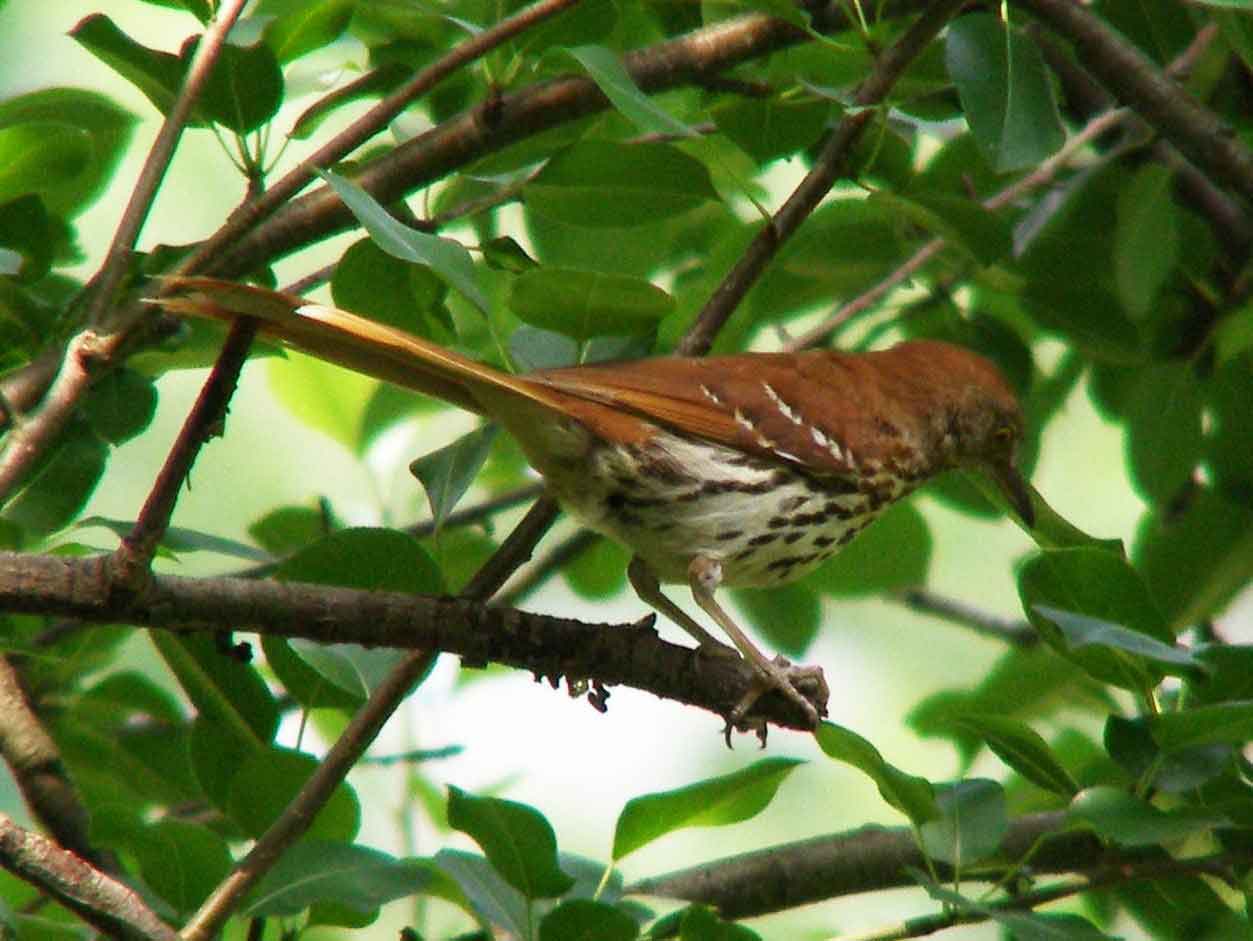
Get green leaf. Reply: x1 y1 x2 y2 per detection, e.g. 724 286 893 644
434 849 528 937
277 527 443 593
150 633 279 750
525 141 719 228
1124 364 1204 505
3 424 106 537
612 757 803 860
1033 604 1199 673
321 169 488 314
266 347 377 451
711 95 830 165
807 501 932 597
332 237 452 338
227 747 360 841
409 425 499 531
508 268 673 341
248 504 328 555
946 14 1065 171
447 787 574 899
868 190 1012 265
539 899 639 941
76 516 273 562
70 14 184 116
1069 786 1226 846
916 874 1116 940
108 818 231 916
953 715 1079 797
261 0 355 62
1104 715 1230 792
0 88 136 218
1150 700 1253 751
0 123 92 208
676 904 762 940
1114 165 1179 319
564 45 695 137
1017 548 1173 690
82 369 158 444
919 779 1007 865
247 842 430 917
260 636 363 711
731 581 820 657
287 641 408 701
193 36 284 133
814 723 938 825
1135 488 1253 628
563 535 628 600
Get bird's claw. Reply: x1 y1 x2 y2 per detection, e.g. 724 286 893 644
725 655 829 744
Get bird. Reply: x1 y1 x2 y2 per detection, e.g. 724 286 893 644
155 277 1035 731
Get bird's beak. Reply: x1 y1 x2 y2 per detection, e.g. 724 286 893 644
992 462 1035 528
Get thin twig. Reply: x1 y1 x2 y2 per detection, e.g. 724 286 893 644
892 588 1037 647
174 0 584 281
111 320 258 588
784 105 1132 351
0 0 248 506
678 0 968 356
179 651 437 941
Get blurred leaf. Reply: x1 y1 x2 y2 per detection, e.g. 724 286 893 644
332 237 452 338
0 123 92 210
289 63 409 139
919 779 1007 865
247 842 430 917
565 45 695 137
815 723 938 825
1124 363 1203 505
248 504 328 555
807 501 931 597
192 35 284 133
1069 786 1225 845
227 747 360 841
917 874 1116 940
563 535 628 600
0 88 135 218
674 904 762 940
1134 489 1253 628
1104 715 1231 792
1033 604 1199 673
945 14 1064 171
539 899 639 941
76 516 272 562
267 348 376 451
732 580 820 657
287 641 407 700
434 849 527 937
508 268 673 341
712 95 829 165
261 0 355 62
120 819 231 916
261 636 363 711
525 141 719 228
954 715 1079 797
869 190 1012 265
1150 700 1253 751
83 369 157 444
1018 548 1173 690
151 633 279 748
447 787 574 898
321 169 488 313
1114 165 1179 319
409 425 499 531
612 757 803 860
71 14 184 116
3 424 106 537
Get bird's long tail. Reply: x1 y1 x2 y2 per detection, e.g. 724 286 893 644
153 277 562 418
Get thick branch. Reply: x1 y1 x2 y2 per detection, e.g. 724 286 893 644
1017 0 1253 202
0 814 177 941
0 551 821 731
628 811 1150 918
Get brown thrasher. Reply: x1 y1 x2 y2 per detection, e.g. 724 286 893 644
157 277 1034 730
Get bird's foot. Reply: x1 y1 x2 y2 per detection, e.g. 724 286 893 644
725 655 829 744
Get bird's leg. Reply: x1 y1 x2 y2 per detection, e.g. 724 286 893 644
687 556 828 730
626 557 735 655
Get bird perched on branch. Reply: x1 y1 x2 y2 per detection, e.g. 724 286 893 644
156 277 1034 732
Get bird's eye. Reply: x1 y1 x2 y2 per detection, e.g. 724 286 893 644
994 425 1014 442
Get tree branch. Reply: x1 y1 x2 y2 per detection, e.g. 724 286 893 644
0 551 822 731
0 813 178 941
1017 0 1253 202
677 0 968 355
